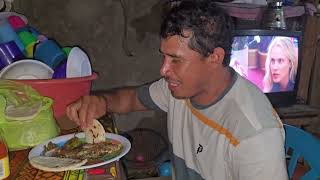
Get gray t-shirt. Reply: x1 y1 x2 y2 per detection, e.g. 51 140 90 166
137 69 288 180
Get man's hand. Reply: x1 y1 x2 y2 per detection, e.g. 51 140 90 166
66 95 107 129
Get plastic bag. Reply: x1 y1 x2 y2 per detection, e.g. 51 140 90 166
0 80 60 151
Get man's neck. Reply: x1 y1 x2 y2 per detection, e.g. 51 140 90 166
191 67 232 106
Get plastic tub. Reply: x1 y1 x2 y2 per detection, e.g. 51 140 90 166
16 73 97 119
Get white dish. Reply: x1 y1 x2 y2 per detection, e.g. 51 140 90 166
0 59 54 79
66 47 92 78
28 132 131 170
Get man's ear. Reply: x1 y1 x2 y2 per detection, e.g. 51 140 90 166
208 47 225 64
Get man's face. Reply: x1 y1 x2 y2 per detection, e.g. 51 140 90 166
159 35 212 99
269 46 291 84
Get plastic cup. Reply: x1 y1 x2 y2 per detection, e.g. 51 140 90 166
8 15 27 31
0 41 24 70
52 60 67 79
28 26 41 37
62 47 72 56
37 34 48 42
15 26 29 33
18 31 37 46
0 12 28 24
25 42 37 58
16 26 41 37
18 31 37 57
34 39 66 69
0 19 24 52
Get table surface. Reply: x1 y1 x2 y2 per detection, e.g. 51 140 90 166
8 144 123 180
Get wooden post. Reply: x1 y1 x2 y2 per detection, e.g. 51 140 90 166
309 14 320 107
297 15 320 103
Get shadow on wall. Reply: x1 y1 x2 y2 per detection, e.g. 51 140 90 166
130 0 169 42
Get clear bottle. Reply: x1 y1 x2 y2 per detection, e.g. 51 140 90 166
0 134 9 180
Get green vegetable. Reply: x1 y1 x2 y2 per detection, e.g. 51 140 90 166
63 137 83 150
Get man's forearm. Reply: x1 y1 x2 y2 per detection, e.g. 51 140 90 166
101 87 147 114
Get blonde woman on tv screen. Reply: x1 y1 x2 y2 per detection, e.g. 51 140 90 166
263 37 298 93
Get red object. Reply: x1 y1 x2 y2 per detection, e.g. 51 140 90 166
8 15 26 31
135 154 145 162
17 73 97 119
0 141 8 159
0 136 9 179
87 168 105 175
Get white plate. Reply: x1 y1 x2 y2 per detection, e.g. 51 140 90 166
28 132 131 170
0 59 54 79
66 47 92 78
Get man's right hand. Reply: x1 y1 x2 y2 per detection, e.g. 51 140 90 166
66 95 107 130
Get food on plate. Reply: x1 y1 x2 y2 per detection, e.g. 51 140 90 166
84 119 106 144
42 136 122 164
29 156 87 172
30 119 123 172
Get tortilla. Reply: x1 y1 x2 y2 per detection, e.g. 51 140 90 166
84 119 106 144
5 101 42 121
29 156 87 172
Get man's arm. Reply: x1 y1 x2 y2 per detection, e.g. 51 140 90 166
101 86 148 113
230 128 288 180
66 86 148 129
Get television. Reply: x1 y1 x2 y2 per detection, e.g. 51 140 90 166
230 29 302 108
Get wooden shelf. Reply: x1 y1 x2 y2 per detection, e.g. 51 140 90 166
276 104 320 127
215 2 305 20
277 104 320 118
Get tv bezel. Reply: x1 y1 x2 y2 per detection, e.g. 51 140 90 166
231 29 303 108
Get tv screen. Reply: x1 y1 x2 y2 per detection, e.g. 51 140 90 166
230 29 302 107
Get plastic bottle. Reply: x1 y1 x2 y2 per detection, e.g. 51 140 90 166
0 134 9 180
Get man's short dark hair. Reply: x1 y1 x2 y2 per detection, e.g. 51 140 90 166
160 0 234 66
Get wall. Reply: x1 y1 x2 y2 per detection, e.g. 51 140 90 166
12 0 168 133
11 1 320 134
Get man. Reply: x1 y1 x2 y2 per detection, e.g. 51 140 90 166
67 1 288 179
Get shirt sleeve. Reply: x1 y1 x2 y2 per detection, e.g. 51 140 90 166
137 78 170 112
230 128 288 180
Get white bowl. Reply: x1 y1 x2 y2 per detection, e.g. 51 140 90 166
66 47 92 78
0 59 54 79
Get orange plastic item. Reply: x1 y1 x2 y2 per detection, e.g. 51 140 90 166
16 73 97 119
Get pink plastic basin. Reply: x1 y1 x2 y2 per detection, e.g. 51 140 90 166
17 73 97 119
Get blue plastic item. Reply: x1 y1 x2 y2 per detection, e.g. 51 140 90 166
284 124 320 179
159 161 172 177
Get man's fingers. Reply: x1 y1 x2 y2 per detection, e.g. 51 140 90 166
86 104 96 127
66 101 81 125
79 96 90 129
66 95 105 130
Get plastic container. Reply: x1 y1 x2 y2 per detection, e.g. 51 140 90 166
0 59 54 79
52 60 67 79
8 15 27 31
16 73 97 119
66 47 92 78
0 134 10 179
0 85 60 151
158 161 172 176
0 41 25 70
